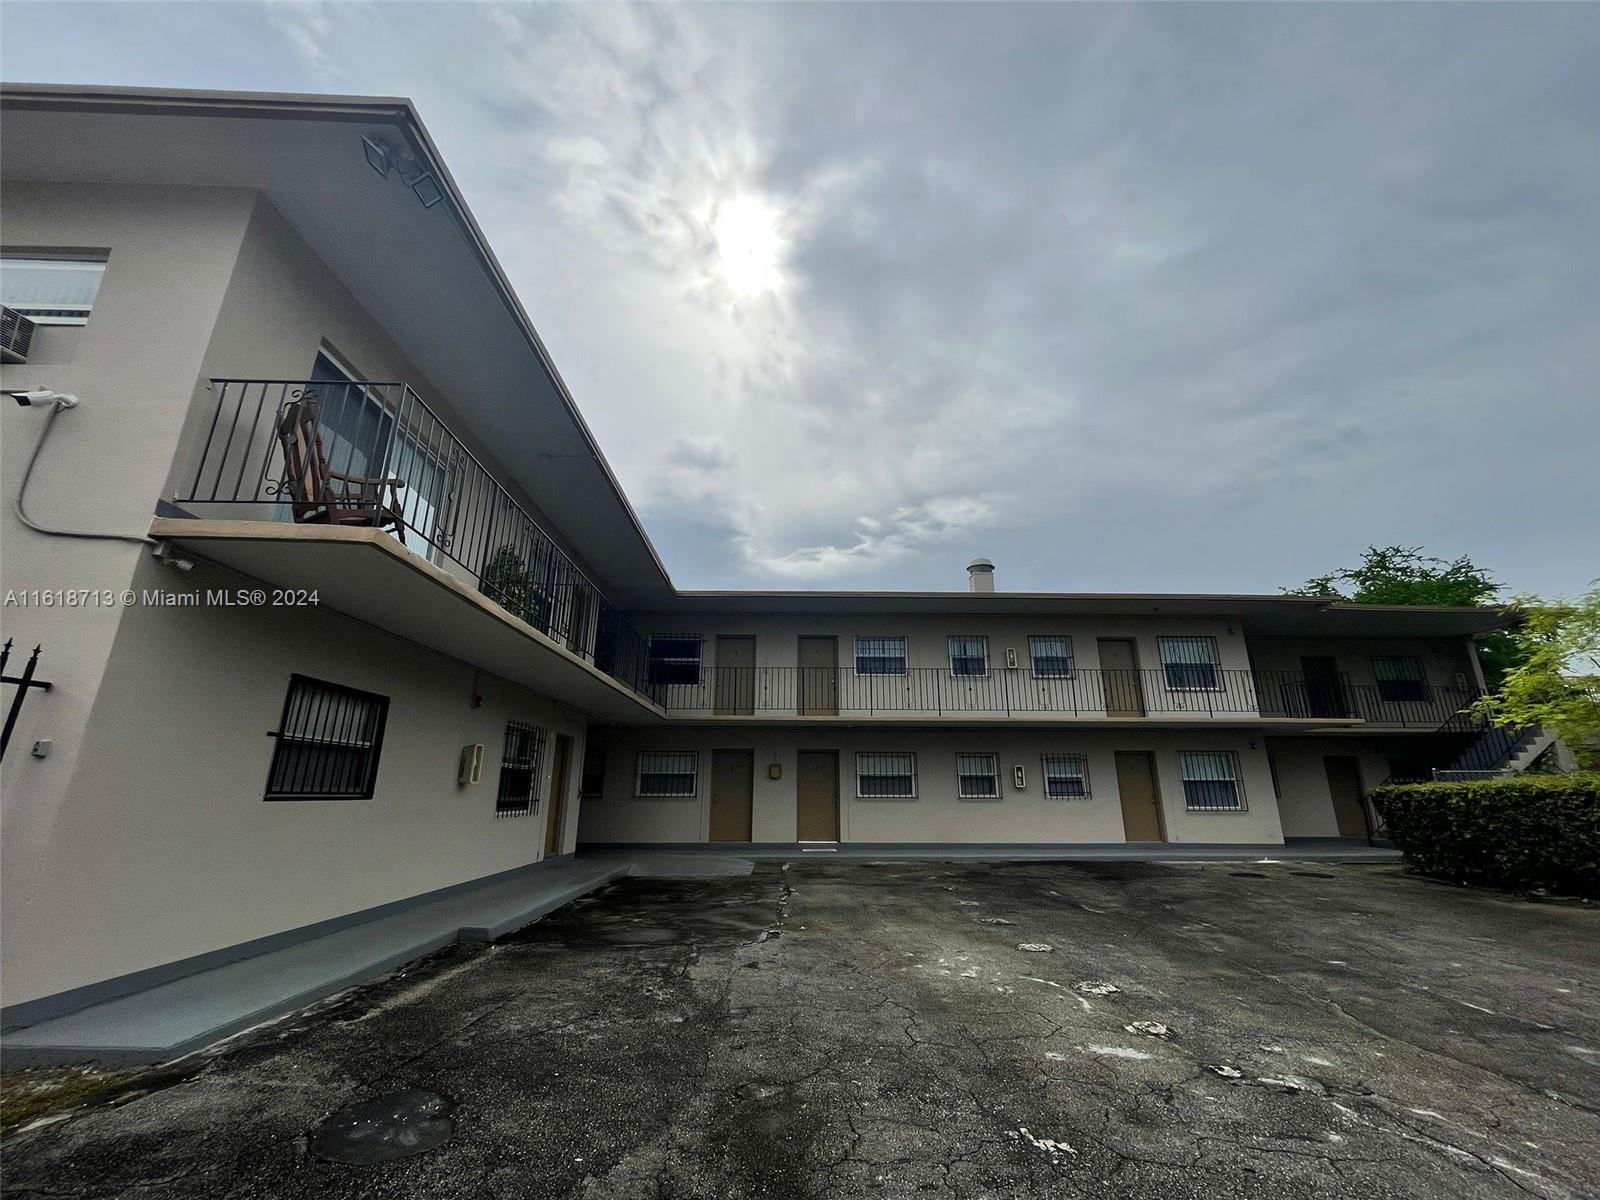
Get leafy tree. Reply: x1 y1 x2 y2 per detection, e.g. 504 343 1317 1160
1476 587 1600 771
1286 545 1521 686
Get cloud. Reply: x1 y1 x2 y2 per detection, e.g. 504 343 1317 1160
6 1 1595 594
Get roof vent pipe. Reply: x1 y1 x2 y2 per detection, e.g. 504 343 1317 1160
967 557 996 593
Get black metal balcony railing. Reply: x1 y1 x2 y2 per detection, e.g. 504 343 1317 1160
656 666 1479 725
176 379 656 701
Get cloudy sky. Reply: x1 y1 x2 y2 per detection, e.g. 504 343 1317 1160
5 3 1596 597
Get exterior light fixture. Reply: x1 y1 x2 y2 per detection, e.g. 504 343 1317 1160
362 135 391 178
410 173 444 209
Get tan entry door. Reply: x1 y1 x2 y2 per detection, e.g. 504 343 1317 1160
798 636 838 715
796 750 840 841
1114 751 1165 842
710 749 754 842
1323 756 1368 837
546 735 572 855
714 636 756 715
1099 639 1146 717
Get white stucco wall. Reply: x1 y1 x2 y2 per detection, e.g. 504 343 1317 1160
579 726 1283 846
2 553 587 1008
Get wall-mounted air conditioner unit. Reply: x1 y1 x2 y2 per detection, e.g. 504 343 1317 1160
2 307 37 364
458 743 484 786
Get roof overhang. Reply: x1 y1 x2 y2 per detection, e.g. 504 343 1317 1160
648 591 1516 638
1 82 674 601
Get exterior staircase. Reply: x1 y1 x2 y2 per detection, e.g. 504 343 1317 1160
1432 722 1555 781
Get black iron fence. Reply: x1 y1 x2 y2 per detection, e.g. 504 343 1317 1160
176 379 655 701
656 666 1479 723
1 640 52 760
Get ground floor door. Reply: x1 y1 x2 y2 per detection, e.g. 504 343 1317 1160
798 636 838 715
546 735 572 855
710 749 754 842
1115 751 1165 842
714 636 756 715
1099 639 1146 717
796 750 840 841
1323 755 1368 837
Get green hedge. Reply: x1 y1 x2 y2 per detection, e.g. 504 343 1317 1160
1373 774 1600 896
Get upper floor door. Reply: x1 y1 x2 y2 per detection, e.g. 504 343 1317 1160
714 635 756 715
1098 638 1146 717
798 636 839 715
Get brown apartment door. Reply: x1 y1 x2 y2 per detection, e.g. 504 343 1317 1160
710 750 754 842
797 750 840 841
1323 756 1368 837
714 636 756 715
546 735 573 855
798 636 839 715
1099 639 1146 717
1115 751 1165 842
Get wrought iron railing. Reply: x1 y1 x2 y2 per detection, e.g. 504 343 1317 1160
175 378 657 702
649 666 1480 723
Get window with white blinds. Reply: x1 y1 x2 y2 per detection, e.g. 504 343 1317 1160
956 753 999 798
1179 751 1245 811
1041 753 1090 798
1159 636 1220 690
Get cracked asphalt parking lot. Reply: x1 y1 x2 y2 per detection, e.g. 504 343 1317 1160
4 860 1598 1199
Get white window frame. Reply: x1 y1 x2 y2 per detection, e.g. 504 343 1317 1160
855 751 917 798
646 636 703 686
1041 753 1091 799
1028 635 1075 679
1178 751 1246 812
0 254 108 325
1158 636 1222 692
635 750 699 798
955 752 1000 799
854 636 908 676
947 635 990 678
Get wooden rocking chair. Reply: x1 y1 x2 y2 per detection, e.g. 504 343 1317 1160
276 392 407 532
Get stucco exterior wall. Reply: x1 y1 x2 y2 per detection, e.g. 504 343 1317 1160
1245 635 1479 694
2 553 587 1008
579 725 1283 846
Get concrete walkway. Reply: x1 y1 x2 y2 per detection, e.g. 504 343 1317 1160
1 842 1394 1067
2 857 633 1068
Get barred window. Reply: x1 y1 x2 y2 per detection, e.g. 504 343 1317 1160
855 636 908 675
948 636 989 677
647 637 702 686
1 255 107 325
1029 635 1074 678
580 746 607 798
265 675 388 799
1159 636 1220 690
857 752 916 798
497 721 547 817
956 752 999 798
1372 656 1427 703
1041 753 1090 798
637 751 698 797
1180 751 1245 811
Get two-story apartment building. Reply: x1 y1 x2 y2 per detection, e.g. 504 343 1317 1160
0 85 1511 1039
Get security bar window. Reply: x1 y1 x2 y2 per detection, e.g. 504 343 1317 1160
948 636 989 677
1029 635 1074 678
496 721 547 817
265 675 389 799
1041 753 1090 798
1159 636 1220 690
0 255 107 325
636 751 698 797
647 637 702 686
855 636 908 675
857 751 917 798
1179 751 1245 811
1372 656 1427 703
956 752 1000 798
580 747 607 799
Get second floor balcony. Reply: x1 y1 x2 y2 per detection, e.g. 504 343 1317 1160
652 665 1479 727
160 377 659 716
